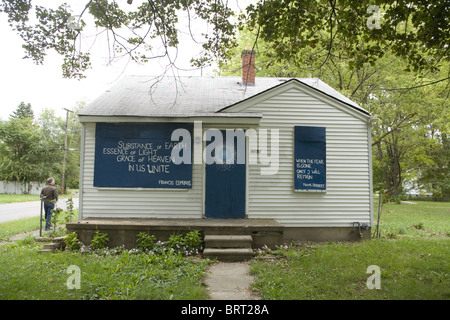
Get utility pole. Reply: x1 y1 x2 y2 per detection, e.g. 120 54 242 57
62 108 74 194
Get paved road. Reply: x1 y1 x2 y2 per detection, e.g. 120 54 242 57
0 198 79 224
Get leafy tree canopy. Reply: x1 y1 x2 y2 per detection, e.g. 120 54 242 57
0 0 448 79
0 0 236 79
0 102 82 187
244 0 449 73
219 26 449 198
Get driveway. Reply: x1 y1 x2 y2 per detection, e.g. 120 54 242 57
0 198 79 224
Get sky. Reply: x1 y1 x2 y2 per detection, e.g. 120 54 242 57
0 1 220 120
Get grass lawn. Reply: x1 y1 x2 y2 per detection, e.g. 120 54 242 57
0 200 448 300
0 192 78 204
0 197 79 240
0 216 41 240
0 194 40 204
0 234 210 300
250 201 450 300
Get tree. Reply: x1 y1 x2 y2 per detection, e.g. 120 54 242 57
417 134 450 201
0 0 236 79
1 1 448 79
0 102 82 187
9 101 34 120
0 115 46 182
219 27 449 198
36 106 82 190
244 0 449 74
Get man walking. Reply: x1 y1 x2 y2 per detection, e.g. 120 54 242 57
40 178 58 231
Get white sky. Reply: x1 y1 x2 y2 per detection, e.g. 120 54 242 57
0 0 225 120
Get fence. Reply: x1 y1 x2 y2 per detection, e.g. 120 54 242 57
0 181 46 195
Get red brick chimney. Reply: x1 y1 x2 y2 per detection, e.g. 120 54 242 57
241 46 256 86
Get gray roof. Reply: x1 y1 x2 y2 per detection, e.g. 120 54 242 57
79 75 369 117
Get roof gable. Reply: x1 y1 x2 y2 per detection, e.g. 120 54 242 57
218 78 369 118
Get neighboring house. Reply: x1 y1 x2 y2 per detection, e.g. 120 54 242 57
69 49 373 248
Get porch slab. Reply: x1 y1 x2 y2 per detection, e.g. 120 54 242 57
66 218 284 249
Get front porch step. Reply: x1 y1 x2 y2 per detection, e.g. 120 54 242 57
204 235 253 248
203 235 254 261
203 248 254 262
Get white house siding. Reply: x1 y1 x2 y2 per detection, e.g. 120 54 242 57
79 122 204 219
236 84 372 227
78 80 372 228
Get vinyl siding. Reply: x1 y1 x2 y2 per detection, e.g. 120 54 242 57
79 81 372 227
240 85 371 227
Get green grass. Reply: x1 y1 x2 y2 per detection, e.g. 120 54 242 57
0 242 210 300
0 194 43 240
252 239 449 299
0 194 39 204
0 197 79 240
251 201 450 300
0 191 78 204
0 213 209 300
0 216 41 240
1 200 448 300
373 201 450 238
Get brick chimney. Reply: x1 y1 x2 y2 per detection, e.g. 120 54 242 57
241 46 256 86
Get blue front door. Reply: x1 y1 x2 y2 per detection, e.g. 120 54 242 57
205 130 246 218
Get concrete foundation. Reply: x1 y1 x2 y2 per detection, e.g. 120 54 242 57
66 218 370 250
283 226 371 242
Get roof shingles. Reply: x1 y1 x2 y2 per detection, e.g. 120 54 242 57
79 75 368 117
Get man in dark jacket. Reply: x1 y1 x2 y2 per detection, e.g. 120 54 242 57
40 178 58 231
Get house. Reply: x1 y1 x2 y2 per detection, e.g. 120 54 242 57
68 49 373 252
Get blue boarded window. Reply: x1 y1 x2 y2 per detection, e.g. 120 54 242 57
94 123 193 189
294 126 326 191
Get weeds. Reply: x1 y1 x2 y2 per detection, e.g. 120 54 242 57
137 231 203 257
65 232 81 251
64 230 203 258
90 231 109 250
0 228 209 300
136 232 156 251
256 244 289 257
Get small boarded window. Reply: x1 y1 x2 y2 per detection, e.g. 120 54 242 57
294 126 326 192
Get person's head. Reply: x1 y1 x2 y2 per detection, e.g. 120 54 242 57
47 178 55 185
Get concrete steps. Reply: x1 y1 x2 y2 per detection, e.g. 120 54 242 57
203 235 254 261
37 237 66 254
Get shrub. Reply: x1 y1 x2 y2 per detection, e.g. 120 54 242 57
65 231 82 251
167 234 184 249
183 230 202 249
49 207 64 234
384 194 408 204
135 230 203 256
136 232 156 251
90 231 109 250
